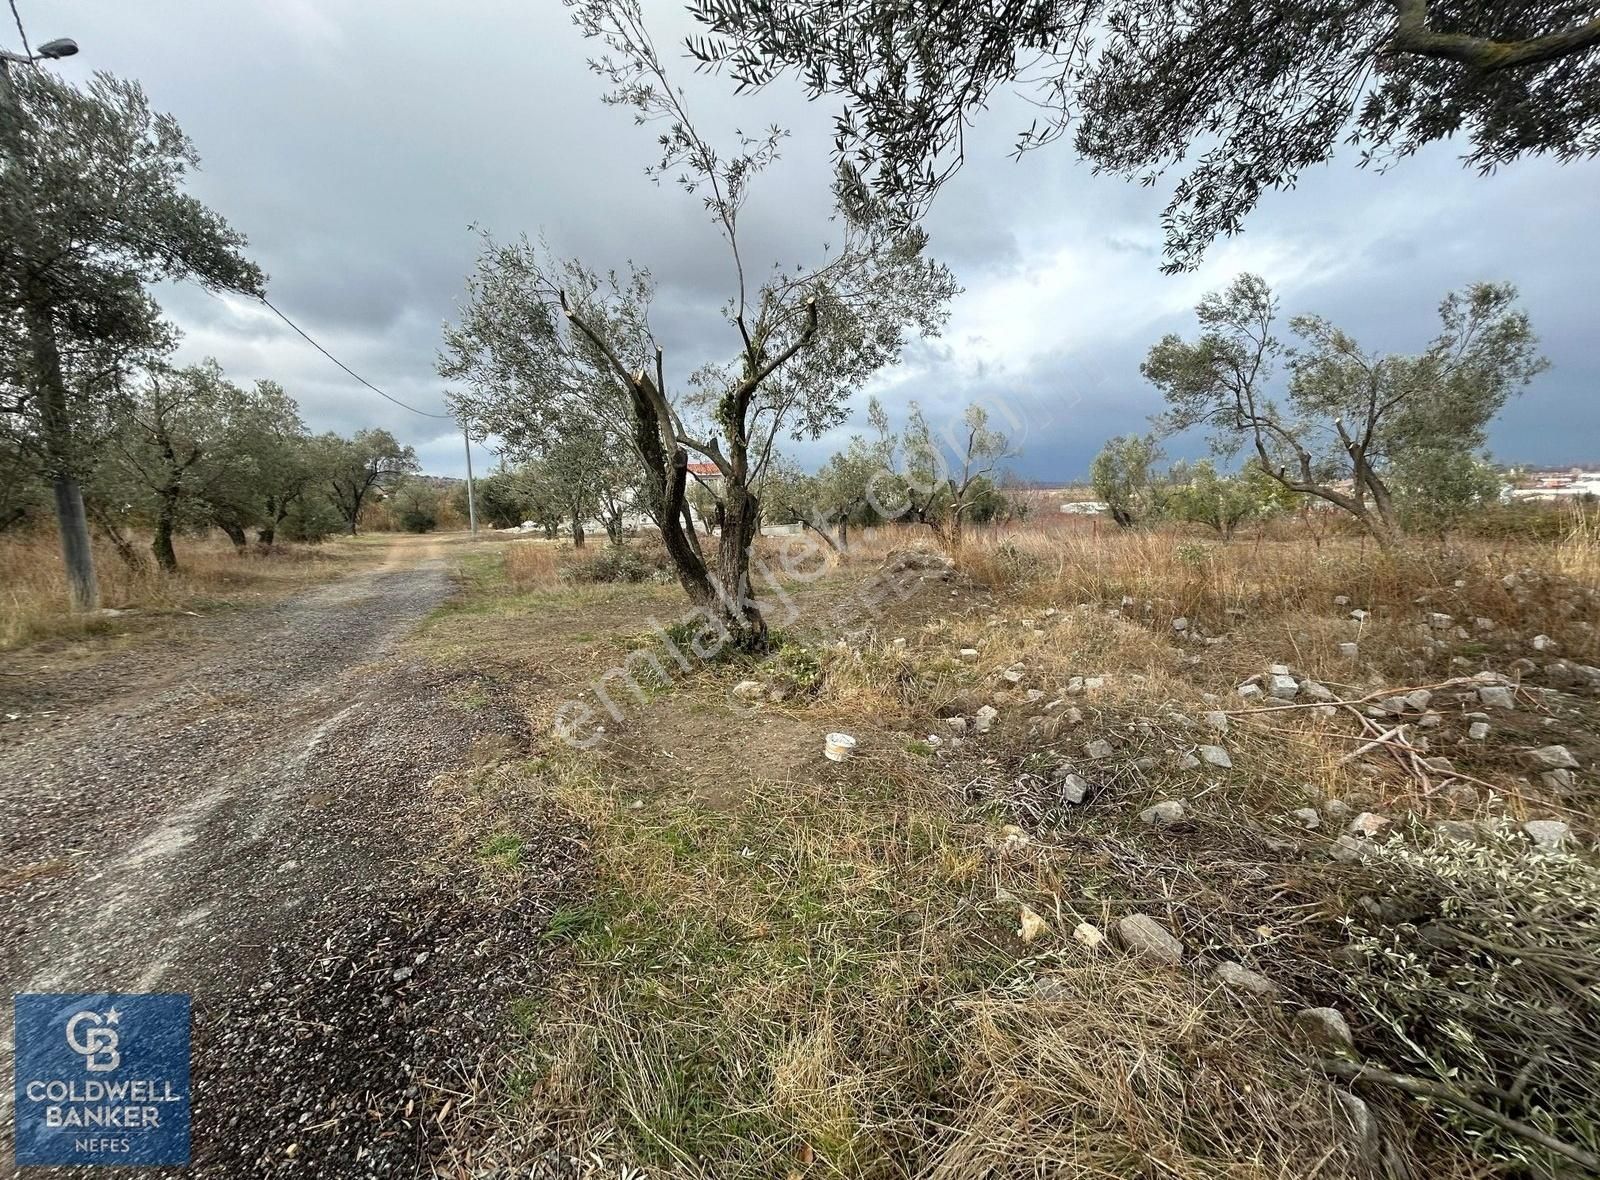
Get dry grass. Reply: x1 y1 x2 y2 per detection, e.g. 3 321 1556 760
425 515 1599 1177
0 529 373 650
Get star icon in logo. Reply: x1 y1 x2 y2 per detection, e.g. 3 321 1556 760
104 1007 121 1026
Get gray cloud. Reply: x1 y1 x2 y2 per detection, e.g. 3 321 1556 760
32 0 1600 480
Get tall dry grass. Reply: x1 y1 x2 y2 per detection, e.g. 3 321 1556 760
0 529 358 649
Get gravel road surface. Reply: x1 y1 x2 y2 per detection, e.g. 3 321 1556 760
1 536 578 1177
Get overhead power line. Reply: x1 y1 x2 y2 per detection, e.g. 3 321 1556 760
258 294 454 420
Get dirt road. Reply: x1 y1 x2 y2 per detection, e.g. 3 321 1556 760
1 535 576 1177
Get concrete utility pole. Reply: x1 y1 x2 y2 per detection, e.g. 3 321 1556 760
1 37 100 609
461 422 478 536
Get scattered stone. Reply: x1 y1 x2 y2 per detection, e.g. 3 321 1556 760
1269 663 1291 676
1300 681 1336 702
1172 617 1188 633
1114 914 1184 965
1237 683 1264 702
1528 744 1578 770
1084 676 1105 691
1441 783 1480 807
1133 755 1157 772
732 679 764 702
1290 807 1321 830
1266 674 1299 700
1023 688 1045 703
1532 633 1557 652
1000 668 1025 684
973 705 999 734
1073 921 1104 949
1474 617 1495 631
1417 711 1442 729
1017 905 1049 943
1333 1090 1382 1166
1176 752 1201 770
1350 609 1369 622
1294 1007 1354 1051
1204 710 1229 733
1198 744 1232 769
945 715 968 736
1333 595 1350 606
1404 689 1433 712
1524 819 1571 852
1427 612 1453 629
1057 772 1090 804
1321 798 1351 819
1337 642 1359 659
959 648 979 662
1348 812 1390 838
1542 768 1576 791
1328 834 1367 862
1433 820 1479 845
1421 756 1455 775
892 637 907 649
1140 800 1187 826
1085 738 1114 760
1478 685 1516 710
1213 961 1277 997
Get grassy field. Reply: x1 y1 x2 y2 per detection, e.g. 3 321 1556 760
416 520 1600 1178
0 529 386 650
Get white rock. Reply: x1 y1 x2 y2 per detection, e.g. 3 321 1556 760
1528 744 1578 769
1023 688 1045 703
1295 1007 1354 1049
1114 914 1184 964
1204 710 1229 733
1300 681 1336 702
1059 773 1090 805
1237 683 1264 702
1542 768 1575 791
1532 634 1556 652
1333 595 1350 606
1267 674 1299 700
945 715 968 735
959 648 980 662
1198 744 1232 769
1337 642 1359 659
1428 612 1453 629
1328 834 1367 862
1214 961 1277 997
1350 609 1369 622
973 705 999 734
1085 738 1114 760
1269 663 1291 675
732 679 764 702
1348 812 1390 838
1468 721 1490 740
1000 668 1025 684
1524 819 1570 851
1072 921 1105 949
1404 689 1433 712
1171 617 1188 632
1290 807 1321 830
1084 676 1105 691
1140 800 1186 826
1477 685 1516 710
1177 753 1201 770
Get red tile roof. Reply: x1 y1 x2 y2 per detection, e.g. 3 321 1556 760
687 462 721 476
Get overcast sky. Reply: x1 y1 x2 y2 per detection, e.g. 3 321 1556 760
29 0 1600 480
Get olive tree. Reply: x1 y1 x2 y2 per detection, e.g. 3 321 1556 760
0 66 263 605
690 0 1600 270
1090 434 1165 529
1144 275 1546 544
442 0 955 649
894 402 1014 549
318 428 419 535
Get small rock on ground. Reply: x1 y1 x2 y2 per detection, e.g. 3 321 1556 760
1524 819 1571 851
1213 960 1277 997
1114 914 1184 964
1294 1006 1354 1050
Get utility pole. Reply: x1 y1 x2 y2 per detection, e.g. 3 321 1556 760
461 422 478 536
2 37 99 609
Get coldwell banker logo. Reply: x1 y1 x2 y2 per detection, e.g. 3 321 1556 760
13 993 191 1166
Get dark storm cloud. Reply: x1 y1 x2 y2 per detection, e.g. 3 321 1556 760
30 0 1600 479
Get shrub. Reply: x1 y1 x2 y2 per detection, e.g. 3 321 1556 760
563 539 672 584
1340 824 1600 1172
